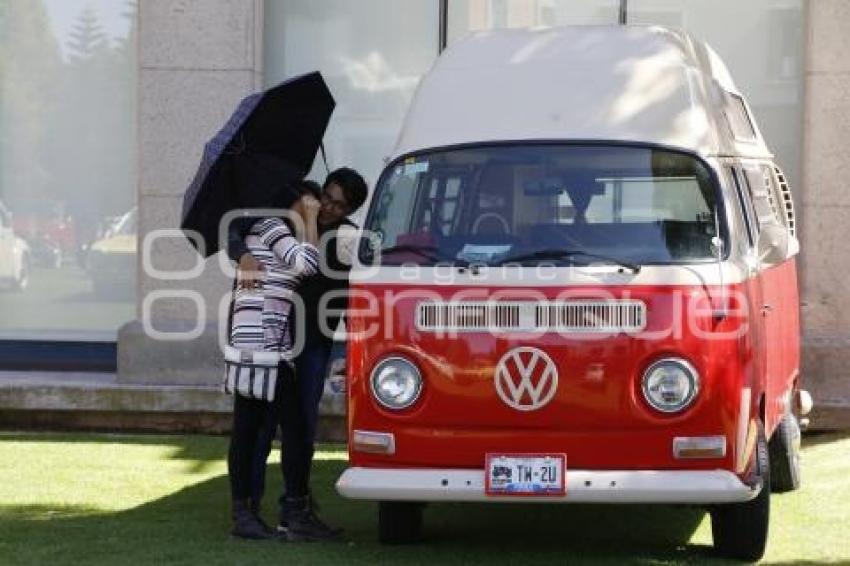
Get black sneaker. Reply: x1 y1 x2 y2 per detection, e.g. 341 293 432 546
231 499 277 541
249 499 277 538
278 497 342 542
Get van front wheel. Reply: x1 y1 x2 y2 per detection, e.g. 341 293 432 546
378 501 424 545
710 424 770 561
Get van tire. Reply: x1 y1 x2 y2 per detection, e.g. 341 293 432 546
769 411 802 492
710 423 770 562
378 502 424 545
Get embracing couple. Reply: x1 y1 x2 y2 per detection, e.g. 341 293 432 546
223 167 367 542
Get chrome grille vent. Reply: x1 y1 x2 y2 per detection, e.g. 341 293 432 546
416 300 646 333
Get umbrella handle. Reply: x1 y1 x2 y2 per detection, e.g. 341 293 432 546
320 141 330 175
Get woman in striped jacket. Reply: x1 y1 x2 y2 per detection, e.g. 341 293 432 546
227 180 321 540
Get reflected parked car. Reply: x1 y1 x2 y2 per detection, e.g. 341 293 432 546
0 201 31 292
11 199 79 268
86 208 137 298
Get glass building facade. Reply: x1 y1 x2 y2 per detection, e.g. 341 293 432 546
0 0 804 347
0 0 137 341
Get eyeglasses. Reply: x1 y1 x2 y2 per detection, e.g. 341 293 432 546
320 191 349 213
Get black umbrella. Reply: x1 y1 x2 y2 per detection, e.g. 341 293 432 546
180 71 335 257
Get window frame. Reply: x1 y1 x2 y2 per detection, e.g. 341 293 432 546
729 165 758 248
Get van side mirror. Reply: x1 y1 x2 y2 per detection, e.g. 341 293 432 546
710 236 724 258
757 224 789 264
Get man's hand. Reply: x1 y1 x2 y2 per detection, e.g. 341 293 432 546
237 253 265 290
336 224 358 266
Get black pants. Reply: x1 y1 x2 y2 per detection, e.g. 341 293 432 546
227 364 291 500
250 340 332 505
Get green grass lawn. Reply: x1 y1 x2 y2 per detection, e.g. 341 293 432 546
0 432 847 565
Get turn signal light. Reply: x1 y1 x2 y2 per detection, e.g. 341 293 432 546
352 430 396 455
673 435 726 459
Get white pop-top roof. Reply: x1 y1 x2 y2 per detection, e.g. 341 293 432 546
392 25 772 160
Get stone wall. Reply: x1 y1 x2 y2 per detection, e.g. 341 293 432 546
800 0 850 429
118 0 264 386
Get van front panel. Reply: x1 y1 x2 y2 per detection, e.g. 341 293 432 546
346 280 754 472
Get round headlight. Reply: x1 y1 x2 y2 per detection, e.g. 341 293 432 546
370 357 422 410
641 358 700 413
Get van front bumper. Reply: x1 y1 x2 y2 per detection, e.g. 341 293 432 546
336 467 760 504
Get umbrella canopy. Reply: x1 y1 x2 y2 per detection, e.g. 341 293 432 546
180 71 335 257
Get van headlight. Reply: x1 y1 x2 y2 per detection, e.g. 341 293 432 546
370 357 422 410
641 358 699 413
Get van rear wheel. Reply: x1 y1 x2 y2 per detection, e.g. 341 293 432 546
378 501 424 545
769 410 802 492
710 423 770 561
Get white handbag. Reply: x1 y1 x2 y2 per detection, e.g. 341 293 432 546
222 345 285 402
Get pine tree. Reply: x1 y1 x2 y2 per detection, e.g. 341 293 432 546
46 1 138 228
0 0 8 201
0 0 61 202
115 0 138 54
107 0 139 216
0 0 9 97
67 4 108 63
0 0 8 32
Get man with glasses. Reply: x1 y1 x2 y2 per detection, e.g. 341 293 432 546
227 167 368 541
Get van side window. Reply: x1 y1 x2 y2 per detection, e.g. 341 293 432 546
585 177 711 223
416 171 466 236
729 166 756 247
372 166 422 248
744 165 782 229
725 92 758 141
437 176 464 234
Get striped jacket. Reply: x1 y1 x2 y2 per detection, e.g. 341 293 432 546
229 217 319 362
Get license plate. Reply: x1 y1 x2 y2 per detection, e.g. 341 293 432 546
485 453 566 496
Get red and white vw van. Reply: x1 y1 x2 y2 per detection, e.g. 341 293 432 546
335 26 811 561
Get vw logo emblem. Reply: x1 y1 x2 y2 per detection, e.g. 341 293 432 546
494 347 559 412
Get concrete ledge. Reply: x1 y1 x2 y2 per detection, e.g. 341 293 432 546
0 410 346 440
809 403 850 431
0 409 234 435
0 371 346 440
0 371 230 412
1 371 843 437
801 336 850 430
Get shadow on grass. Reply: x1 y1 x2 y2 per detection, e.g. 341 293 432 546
0 456 744 566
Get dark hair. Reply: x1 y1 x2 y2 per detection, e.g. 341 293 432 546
295 179 321 199
324 167 368 212
272 179 320 209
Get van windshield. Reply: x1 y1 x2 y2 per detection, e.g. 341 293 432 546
363 144 721 266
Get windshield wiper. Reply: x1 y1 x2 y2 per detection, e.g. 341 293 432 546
494 248 641 273
374 244 470 266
